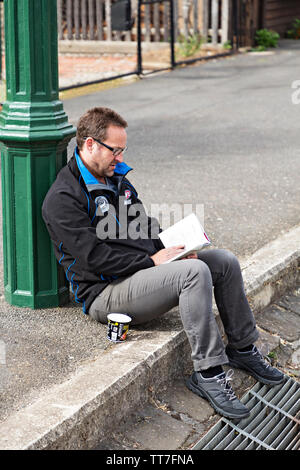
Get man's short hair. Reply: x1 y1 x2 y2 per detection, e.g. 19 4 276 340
76 107 128 150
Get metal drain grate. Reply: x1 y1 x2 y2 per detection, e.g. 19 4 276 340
193 376 300 450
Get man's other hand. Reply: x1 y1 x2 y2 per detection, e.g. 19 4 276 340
182 253 198 260
150 246 185 265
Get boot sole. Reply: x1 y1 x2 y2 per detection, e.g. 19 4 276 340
227 358 285 386
185 377 250 420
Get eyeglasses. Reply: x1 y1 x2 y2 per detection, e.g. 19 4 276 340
85 137 128 157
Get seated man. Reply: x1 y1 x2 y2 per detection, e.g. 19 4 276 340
42 106 284 420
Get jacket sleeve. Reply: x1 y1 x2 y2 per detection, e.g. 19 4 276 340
42 191 155 277
135 197 165 251
148 215 165 251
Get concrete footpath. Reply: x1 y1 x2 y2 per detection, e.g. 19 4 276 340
0 227 299 450
0 40 300 450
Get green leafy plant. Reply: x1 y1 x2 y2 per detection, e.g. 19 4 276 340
223 40 232 50
250 45 268 52
286 18 300 39
176 33 204 58
254 29 280 50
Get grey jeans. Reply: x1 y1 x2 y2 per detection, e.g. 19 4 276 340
89 249 259 371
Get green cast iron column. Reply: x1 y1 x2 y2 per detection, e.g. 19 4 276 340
0 0 76 308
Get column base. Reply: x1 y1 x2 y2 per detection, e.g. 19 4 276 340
4 285 70 309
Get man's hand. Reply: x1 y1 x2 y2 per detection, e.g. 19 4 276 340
150 245 185 266
182 253 198 260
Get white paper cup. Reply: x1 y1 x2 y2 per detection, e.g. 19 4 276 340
107 313 132 342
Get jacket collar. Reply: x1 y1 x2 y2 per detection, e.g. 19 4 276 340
69 147 133 193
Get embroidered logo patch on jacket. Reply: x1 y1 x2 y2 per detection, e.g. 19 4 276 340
95 196 109 214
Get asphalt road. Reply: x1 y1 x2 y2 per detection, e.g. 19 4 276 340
64 40 300 261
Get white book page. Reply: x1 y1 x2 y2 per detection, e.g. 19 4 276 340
158 213 211 263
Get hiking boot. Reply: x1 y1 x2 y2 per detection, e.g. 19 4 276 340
186 369 250 420
225 345 285 386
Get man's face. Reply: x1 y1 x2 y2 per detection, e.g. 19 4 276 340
84 125 127 181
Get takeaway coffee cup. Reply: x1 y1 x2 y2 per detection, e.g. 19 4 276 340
107 313 132 342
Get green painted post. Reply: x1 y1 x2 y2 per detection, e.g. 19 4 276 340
0 0 76 308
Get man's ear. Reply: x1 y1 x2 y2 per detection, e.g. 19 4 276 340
84 137 94 153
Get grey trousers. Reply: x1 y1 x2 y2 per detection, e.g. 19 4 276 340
89 249 259 371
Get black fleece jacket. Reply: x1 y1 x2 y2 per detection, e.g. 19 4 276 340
42 150 163 314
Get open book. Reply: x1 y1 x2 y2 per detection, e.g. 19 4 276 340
158 213 211 263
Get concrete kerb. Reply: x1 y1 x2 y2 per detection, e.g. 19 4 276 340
241 224 300 311
0 225 299 450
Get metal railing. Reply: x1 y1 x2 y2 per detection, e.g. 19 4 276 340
58 0 238 91
137 0 175 75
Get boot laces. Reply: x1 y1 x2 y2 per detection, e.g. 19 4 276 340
217 369 237 401
253 346 271 369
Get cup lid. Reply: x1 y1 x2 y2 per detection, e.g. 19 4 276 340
107 313 132 323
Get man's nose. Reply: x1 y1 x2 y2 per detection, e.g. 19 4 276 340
115 152 124 162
